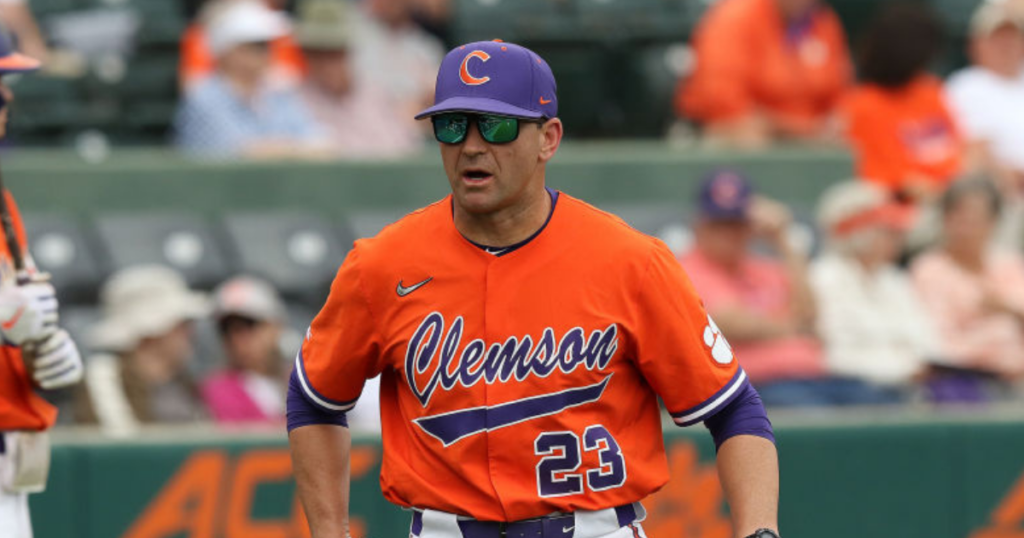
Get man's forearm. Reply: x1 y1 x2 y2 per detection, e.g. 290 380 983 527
289 425 353 538
717 434 779 537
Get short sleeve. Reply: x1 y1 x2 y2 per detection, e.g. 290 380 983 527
294 246 383 413
631 243 745 426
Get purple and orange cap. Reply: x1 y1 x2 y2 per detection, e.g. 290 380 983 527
0 29 40 74
416 40 557 120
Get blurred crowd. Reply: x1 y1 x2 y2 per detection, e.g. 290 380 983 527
64 267 380 435
174 0 445 160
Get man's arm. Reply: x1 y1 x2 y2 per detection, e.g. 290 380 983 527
717 435 779 538
289 425 352 538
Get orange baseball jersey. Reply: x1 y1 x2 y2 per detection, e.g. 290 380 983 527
841 74 963 193
0 190 57 431
678 0 852 135
297 192 743 522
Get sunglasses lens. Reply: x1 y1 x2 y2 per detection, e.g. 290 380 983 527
478 115 519 143
433 114 469 144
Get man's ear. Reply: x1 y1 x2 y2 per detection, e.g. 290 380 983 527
538 118 563 163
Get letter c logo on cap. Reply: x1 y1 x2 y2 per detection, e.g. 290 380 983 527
459 51 491 86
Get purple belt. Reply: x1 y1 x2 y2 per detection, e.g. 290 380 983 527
411 503 637 538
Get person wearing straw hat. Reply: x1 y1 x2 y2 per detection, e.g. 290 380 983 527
0 27 84 538
295 0 423 158
77 265 210 436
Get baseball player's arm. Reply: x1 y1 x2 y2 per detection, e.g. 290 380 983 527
717 434 779 538
290 424 353 538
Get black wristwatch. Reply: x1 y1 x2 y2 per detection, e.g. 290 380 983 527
745 529 780 538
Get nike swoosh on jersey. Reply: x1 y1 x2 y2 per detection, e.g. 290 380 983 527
413 375 611 446
397 277 433 297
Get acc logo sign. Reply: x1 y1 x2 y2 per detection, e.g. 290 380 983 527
460 51 491 86
702 314 734 365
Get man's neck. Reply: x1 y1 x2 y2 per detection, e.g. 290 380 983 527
982 61 1023 80
224 71 261 101
454 186 552 248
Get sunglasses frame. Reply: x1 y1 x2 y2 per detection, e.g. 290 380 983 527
431 112 547 145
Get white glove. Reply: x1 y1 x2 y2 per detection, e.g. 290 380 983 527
31 329 83 390
0 281 58 346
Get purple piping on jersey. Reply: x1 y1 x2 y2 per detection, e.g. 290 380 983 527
286 368 349 432
703 379 774 450
295 349 359 412
464 187 560 256
670 368 747 426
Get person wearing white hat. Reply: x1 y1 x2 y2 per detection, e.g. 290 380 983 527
200 276 289 424
174 0 331 160
945 0 1024 248
810 181 939 399
77 265 211 435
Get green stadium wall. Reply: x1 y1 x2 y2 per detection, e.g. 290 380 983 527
2 146 853 215
29 417 1024 538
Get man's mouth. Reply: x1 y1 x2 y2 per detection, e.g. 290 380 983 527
462 169 493 183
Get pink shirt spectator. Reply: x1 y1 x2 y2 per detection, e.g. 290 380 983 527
911 249 1024 376
679 249 825 384
201 370 285 424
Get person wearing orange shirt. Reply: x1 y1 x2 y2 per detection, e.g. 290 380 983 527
841 2 963 203
179 0 306 89
0 29 83 538
677 0 852 147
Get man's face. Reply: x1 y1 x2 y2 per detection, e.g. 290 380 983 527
944 191 997 249
221 41 272 79
973 24 1024 76
304 48 353 97
695 219 753 267
439 116 561 216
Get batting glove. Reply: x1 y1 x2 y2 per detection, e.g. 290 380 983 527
0 281 58 346
31 329 83 390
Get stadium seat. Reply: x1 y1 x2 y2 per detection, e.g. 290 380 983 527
601 203 692 252
22 213 107 304
220 212 349 303
93 213 231 289
346 209 411 240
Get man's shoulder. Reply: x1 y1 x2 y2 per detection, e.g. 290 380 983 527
557 193 667 254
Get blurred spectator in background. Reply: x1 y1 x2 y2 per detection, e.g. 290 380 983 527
946 1 1024 248
77 266 210 436
179 0 305 90
811 181 937 401
676 0 852 147
295 0 423 158
912 178 1024 401
0 0 48 64
679 171 828 406
841 2 962 204
201 276 287 425
174 0 331 160
354 0 444 130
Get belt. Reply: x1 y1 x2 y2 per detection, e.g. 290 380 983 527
411 503 638 538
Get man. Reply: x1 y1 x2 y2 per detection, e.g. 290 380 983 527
0 29 84 538
945 0 1024 247
174 0 330 160
677 0 852 147
288 41 779 538
678 171 832 407
294 0 423 158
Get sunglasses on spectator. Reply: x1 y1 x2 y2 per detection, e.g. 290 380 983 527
431 113 546 145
